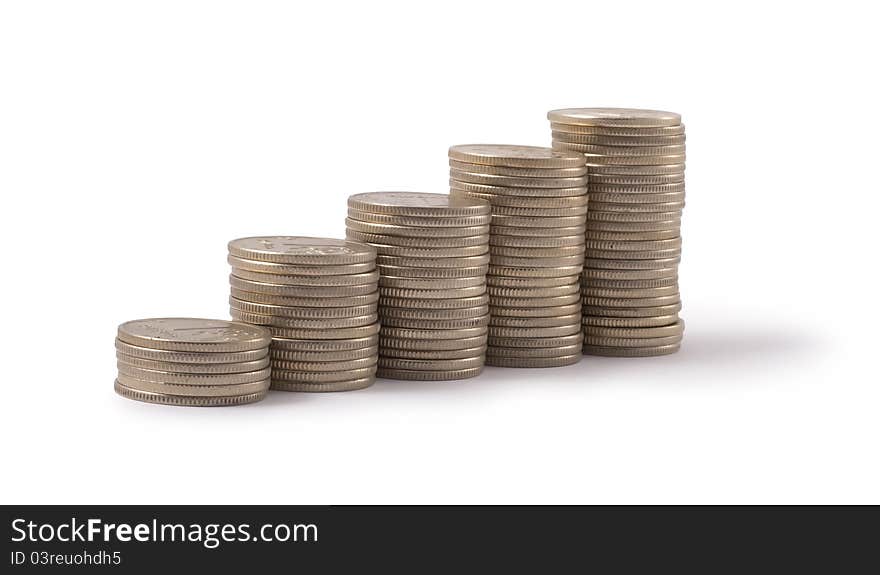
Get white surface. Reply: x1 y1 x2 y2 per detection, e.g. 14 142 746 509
1 1 878 504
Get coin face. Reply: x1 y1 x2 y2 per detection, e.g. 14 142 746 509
228 236 376 265
448 144 585 168
547 108 681 127
117 318 271 352
347 192 490 217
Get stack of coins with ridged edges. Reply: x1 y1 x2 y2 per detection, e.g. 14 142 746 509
548 108 686 356
115 318 272 406
447 145 588 368
345 192 491 380
227 237 380 391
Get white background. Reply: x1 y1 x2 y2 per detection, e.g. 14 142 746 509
1 1 878 504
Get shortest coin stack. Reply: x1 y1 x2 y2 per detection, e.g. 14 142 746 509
115 318 272 406
227 236 380 391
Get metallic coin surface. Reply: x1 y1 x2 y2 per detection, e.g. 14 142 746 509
549 122 685 136
231 267 379 287
345 218 490 237
226 255 375 276
583 334 683 348
486 343 583 358
490 302 581 318
363 243 489 258
589 173 685 185
490 293 581 308
491 224 586 238
270 377 375 392
589 201 685 213
488 324 581 338
347 191 490 217
271 356 378 372
230 275 378 297
452 191 588 209
584 229 680 241
229 309 377 329
379 335 487 351
584 257 680 271
448 159 587 178
347 208 491 227
117 318 271 353
229 297 375 319
376 367 483 381
229 288 379 308
272 365 377 383
547 108 681 127
586 163 686 176
379 305 490 320
489 234 584 248
379 326 488 340
488 255 585 268
581 314 680 329
551 131 685 146
448 144 585 169
584 320 684 339
582 285 679 299
346 229 489 248
584 276 678 289
378 314 490 330
591 191 686 205
379 293 490 310
378 275 485 290
486 275 578 288
489 313 582 328
266 322 381 340
582 294 681 308
228 236 376 265
115 375 270 397
380 345 487 360
490 214 586 228
450 180 587 198
114 380 267 407
271 333 379 351
582 303 682 318
376 253 490 268
449 169 588 189
485 354 581 368
117 364 271 385
481 204 588 217
487 264 583 278
377 264 489 279
378 285 486 299
582 344 681 357
487 333 583 349
377 356 484 371
116 354 270 374
270 345 378 362
114 339 268 364
487 284 580 298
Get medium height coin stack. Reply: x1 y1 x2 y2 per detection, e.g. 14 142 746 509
549 108 686 356
115 318 272 406
345 192 491 380
227 237 380 391
448 145 588 367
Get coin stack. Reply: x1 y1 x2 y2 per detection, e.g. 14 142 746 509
345 192 492 380
447 145 588 367
227 236 380 391
115 318 272 406
548 108 686 356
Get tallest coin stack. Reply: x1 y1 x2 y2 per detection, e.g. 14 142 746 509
548 108 686 356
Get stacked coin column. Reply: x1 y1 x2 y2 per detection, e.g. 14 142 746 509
548 108 686 356
447 145 588 368
227 236 380 391
345 192 491 381
115 318 272 406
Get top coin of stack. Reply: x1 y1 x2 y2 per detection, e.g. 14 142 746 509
548 108 686 356
227 236 380 391
114 318 272 406
448 144 588 368
345 192 492 381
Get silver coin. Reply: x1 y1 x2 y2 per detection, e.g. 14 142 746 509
585 237 682 252
490 293 581 308
114 380 268 407
346 229 489 248
229 297 376 319
490 245 585 258
590 182 685 194
117 318 271 353
229 287 379 308
482 203 588 217
582 294 681 308
116 354 270 374
378 314 490 330
448 144 585 169
377 356 484 371
581 314 679 329
490 214 586 228
584 320 684 339
582 285 679 299
485 343 583 358
586 163 686 176
549 122 685 136
591 191 686 205
230 275 378 297
377 263 489 279
487 324 581 338
588 210 682 223
379 335 488 351
586 219 681 233
589 200 685 213
450 177 587 196
487 333 583 349
582 344 680 357
376 253 490 268
114 338 268 364
584 276 678 289
486 275 578 288
271 356 378 372
229 309 378 328
451 188 588 208
380 345 487 360
378 285 486 299
378 275 486 290
547 108 681 128
485 354 581 368
489 313 582 328
271 376 375 392
231 267 379 287
378 293 490 310
226 255 375 276
227 236 376 266
583 257 681 270
272 365 377 383
117 364 271 386
379 305 490 320
582 303 682 318
487 264 583 278
487 284 580 298
379 326 488 340
448 158 587 178
491 224 586 238
552 131 685 146
347 208 491 227
363 242 489 258
585 248 681 261
266 322 381 340
588 173 685 185
489 255 585 269
584 229 680 241
450 168 587 188
270 345 378 363
344 218 490 238
490 302 581 318
270 333 379 351
375 366 483 381
347 191 490 217
563 143 686 156
489 234 584 248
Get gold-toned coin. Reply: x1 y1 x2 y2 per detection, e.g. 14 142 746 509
114 380 267 407
549 122 685 136
347 191 490 217
547 108 681 127
347 208 491 228
226 255 375 276
485 354 581 368
230 267 379 287
582 344 680 357
229 287 379 308
117 364 271 385
271 356 378 372
114 338 268 364
229 308 377 329
229 297 375 319
270 377 375 392
375 367 483 381
448 144 585 169
117 318 271 353
345 218 490 237
228 236 376 265
448 158 587 178
116 354 270 374
449 169 587 189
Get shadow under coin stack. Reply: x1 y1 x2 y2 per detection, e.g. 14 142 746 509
447 145 588 368
548 108 686 356
227 236 380 391
345 192 491 381
115 318 272 406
